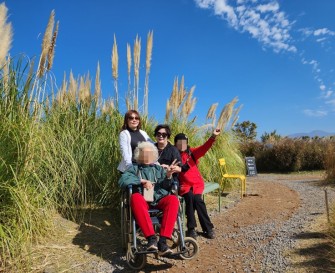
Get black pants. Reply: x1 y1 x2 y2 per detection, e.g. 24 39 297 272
182 190 214 232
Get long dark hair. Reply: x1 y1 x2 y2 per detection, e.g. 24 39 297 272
121 110 142 130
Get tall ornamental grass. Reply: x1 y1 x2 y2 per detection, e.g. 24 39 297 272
0 55 125 272
164 77 245 187
0 4 244 272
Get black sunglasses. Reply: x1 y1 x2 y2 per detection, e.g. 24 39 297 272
156 132 168 138
128 116 139 120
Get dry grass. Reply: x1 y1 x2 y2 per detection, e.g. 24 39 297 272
325 144 335 183
126 43 132 107
111 35 119 108
143 30 153 116
0 3 13 67
217 96 239 130
47 20 59 71
133 35 141 110
37 10 55 78
287 214 335 273
165 76 197 121
94 62 101 105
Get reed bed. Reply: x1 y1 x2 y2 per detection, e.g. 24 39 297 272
0 4 245 271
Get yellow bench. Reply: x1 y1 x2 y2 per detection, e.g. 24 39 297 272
218 158 246 198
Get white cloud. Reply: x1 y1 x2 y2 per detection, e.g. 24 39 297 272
299 27 335 42
194 0 296 53
303 109 328 117
316 37 327 43
314 28 335 36
325 99 335 106
195 0 239 27
309 59 319 71
323 90 333 99
300 28 313 37
194 0 334 110
256 2 279 13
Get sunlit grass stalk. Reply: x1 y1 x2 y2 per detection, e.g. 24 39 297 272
133 35 141 110
31 10 57 121
206 102 219 127
126 43 132 110
143 31 153 116
0 3 13 67
229 104 243 129
111 35 119 109
46 20 59 71
217 96 239 130
94 62 101 114
36 10 55 78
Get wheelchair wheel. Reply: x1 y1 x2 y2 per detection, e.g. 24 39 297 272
126 249 147 270
120 196 129 250
179 237 199 260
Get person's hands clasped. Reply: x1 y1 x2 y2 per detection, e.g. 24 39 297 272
141 179 153 189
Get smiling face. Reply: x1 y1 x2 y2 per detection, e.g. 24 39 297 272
155 128 168 147
127 114 140 130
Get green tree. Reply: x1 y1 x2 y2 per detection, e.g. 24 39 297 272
233 121 257 141
261 130 282 143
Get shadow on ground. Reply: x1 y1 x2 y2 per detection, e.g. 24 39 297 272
71 208 175 272
291 231 335 273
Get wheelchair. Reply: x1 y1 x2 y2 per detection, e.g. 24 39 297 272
120 184 199 270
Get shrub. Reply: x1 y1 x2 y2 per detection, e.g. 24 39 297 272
239 137 333 173
324 142 335 182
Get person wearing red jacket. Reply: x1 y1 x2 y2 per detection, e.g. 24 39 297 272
174 128 221 239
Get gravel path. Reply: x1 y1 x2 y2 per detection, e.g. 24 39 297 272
257 175 335 273
42 173 335 273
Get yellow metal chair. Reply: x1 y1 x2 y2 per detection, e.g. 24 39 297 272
218 158 246 198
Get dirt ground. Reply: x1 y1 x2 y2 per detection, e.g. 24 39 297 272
34 173 333 273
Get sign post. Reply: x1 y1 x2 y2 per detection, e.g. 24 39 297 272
245 157 257 176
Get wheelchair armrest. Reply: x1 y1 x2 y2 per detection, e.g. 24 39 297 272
127 184 133 195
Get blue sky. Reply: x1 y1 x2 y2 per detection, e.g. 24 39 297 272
4 0 335 137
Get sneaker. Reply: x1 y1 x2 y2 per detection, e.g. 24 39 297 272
158 241 173 256
204 229 215 239
186 229 197 239
147 236 158 251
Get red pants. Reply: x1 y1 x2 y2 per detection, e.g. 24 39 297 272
130 193 179 238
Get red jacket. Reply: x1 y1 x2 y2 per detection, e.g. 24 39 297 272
178 136 216 196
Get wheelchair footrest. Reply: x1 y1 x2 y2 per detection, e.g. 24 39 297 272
134 249 158 255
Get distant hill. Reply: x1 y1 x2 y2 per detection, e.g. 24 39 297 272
288 130 335 138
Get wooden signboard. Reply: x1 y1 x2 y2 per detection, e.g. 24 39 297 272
245 157 257 176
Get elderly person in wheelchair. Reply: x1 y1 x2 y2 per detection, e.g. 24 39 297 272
119 141 180 256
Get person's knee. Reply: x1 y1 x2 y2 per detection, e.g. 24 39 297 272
166 195 179 208
130 193 147 208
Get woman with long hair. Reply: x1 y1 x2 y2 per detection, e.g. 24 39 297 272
117 110 153 173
